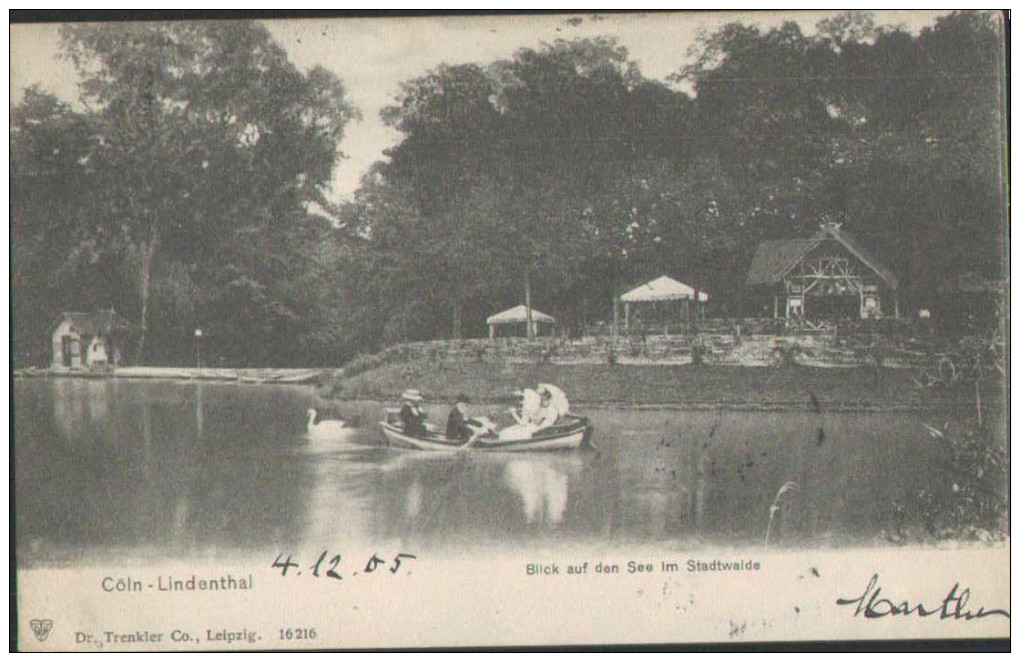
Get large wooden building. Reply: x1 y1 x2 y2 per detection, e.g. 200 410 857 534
745 224 899 320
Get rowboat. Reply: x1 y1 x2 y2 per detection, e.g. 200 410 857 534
379 409 593 452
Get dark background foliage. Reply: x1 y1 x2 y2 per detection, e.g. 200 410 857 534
11 12 1007 367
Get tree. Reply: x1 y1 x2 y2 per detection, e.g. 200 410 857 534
680 11 1006 309
11 88 101 364
57 20 358 363
366 38 703 341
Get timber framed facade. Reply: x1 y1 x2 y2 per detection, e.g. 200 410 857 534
745 224 900 321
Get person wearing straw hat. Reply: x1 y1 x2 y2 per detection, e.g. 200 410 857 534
399 389 428 437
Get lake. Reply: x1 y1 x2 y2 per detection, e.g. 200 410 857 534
14 378 997 566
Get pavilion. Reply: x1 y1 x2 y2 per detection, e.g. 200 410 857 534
619 275 709 334
486 305 556 340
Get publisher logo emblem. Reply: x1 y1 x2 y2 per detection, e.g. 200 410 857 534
30 619 53 642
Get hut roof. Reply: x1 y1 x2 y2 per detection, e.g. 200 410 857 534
621 275 709 302
55 309 130 337
486 305 556 325
745 224 899 290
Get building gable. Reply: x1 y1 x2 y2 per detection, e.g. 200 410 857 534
745 225 898 290
51 310 130 338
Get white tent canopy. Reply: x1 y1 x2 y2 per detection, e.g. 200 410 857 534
486 305 556 325
621 276 709 303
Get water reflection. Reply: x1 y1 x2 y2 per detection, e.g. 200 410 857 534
502 458 573 526
195 382 204 439
15 378 1002 564
16 379 314 563
52 378 87 442
292 426 384 547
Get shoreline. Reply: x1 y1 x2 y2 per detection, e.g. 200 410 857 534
16 362 1005 413
323 394 995 414
15 366 331 384
319 361 1005 413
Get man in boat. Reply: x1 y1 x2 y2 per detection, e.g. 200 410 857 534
446 393 481 443
399 389 428 437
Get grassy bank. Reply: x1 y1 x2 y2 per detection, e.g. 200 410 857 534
320 361 1004 411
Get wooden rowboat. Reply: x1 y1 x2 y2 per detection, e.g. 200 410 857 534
379 410 593 452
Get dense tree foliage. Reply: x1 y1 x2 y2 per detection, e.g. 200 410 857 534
12 12 1006 366
348 37 711 342
679 11 1005 307
342 11 1003 347
13 21 358 365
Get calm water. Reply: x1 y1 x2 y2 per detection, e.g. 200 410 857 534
14 378 989 565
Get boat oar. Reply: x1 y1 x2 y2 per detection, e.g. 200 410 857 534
457 422 492 451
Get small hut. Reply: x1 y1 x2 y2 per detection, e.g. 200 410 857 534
486 305 556 340
619 275 708 334
745 223 899 320
51 309 130 370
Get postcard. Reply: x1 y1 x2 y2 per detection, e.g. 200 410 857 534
12 10 1009 650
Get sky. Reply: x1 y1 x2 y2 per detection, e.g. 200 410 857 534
10 11 949 203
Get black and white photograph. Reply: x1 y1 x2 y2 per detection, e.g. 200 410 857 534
12 10 1009 650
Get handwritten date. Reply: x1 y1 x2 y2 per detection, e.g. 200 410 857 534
272 551 417 581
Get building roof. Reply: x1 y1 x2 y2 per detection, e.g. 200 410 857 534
620 275 709 302
745 224 899 290
55 309 130 337
486 305 556 325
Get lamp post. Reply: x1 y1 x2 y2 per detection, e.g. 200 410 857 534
194 328 203 373
194 328 205 437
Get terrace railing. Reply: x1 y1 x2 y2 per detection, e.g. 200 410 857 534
582 316 934 338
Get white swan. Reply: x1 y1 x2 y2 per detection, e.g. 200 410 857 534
306 409 348 436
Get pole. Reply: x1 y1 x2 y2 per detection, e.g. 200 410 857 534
525 266 534 340
194 328 203 374
612 295 619 339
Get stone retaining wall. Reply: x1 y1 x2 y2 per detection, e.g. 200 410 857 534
347 332 974 373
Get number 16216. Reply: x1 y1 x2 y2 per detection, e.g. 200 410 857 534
279 628 316 641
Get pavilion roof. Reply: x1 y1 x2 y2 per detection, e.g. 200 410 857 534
486 305 556 325
621 275 709 302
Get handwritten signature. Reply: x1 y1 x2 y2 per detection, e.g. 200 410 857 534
837 574 1009 620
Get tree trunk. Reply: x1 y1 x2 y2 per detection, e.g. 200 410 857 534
452 300 462 340
134 227 159 364
524 265 534 340
611 267 620 339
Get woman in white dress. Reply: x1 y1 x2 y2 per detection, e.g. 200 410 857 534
509 388 540 425
501 387 560 440
532 388 562 430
